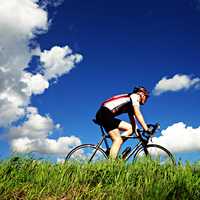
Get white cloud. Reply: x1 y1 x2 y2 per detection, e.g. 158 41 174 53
0 99 25 127
153 74 200 95
40 46 83 80
11 136 81 156
0 0 82 156
9 108 81 155
0 0 48 70
21 72 49 95
0 70 29 126
8 111 54 140
0 0 48 126
151 122 200 153
26 106 38 116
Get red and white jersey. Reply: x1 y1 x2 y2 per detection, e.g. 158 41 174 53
101 93 140 116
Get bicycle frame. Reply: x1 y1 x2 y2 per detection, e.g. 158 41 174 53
66 121 175 164
123 136 144 161
94 121 147 161
88 125 110 161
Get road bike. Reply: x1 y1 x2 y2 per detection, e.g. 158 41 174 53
65 119 175 165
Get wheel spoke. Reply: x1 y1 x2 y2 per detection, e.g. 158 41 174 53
66 144 108 163
135 144 175 165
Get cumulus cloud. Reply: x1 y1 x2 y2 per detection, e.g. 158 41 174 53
151 122 200 153
9 107 81 155
153 74 200 95
0 99 25 127
21 72 49 95
0 0 82 156
8 109 54 140
0 0 48 70
11 136 81 156
0 0 48 126
40 46 83 80
0 70 29 126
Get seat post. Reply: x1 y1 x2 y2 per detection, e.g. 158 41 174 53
100 126 110 150
92 119 110 150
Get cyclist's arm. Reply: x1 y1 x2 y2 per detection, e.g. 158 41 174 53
128 112 136 132
133 105 148 131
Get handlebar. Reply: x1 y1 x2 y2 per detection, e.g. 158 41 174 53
136 123 160 142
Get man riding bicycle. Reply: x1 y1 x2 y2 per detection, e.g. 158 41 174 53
95 86 151 159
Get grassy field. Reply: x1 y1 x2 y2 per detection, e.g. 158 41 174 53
0 157 200 200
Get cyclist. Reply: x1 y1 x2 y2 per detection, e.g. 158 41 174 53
95 86 151 159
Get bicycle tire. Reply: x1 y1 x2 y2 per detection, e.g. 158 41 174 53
65 144 108 163
134 144 175 165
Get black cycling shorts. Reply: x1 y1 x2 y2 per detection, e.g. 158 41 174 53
95 106 121 133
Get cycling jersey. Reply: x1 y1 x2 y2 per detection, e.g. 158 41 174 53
101 93 140 116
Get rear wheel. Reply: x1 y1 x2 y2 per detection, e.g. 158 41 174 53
65 144 108 163
134 144 175 165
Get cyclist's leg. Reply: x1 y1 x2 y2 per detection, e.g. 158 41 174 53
118 121 133 137
108 120 133 159
109 128 123 159
95 107 125 159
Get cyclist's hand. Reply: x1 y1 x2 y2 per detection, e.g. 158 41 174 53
145 124 155 135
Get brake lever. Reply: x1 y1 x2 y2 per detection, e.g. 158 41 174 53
149 123 160 142
150 135 153 142
155 123 160 131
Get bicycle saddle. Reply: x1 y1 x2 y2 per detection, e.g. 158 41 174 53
92 119 101 125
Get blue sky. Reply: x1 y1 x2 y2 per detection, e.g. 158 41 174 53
0 0 200 162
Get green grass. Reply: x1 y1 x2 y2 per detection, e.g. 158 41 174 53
0 157 200 200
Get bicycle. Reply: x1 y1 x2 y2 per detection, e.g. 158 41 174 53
65 119 175 165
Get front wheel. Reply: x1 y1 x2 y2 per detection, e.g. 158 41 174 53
134 144 175 165
65 144 108 163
